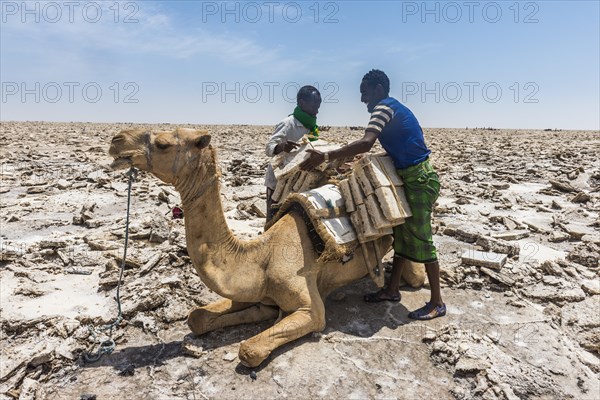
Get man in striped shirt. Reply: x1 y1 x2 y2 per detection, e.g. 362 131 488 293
300 69 445 320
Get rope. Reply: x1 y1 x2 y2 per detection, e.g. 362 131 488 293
83 167 137 363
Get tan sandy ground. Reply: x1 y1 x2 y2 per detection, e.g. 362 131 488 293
0 122 599 399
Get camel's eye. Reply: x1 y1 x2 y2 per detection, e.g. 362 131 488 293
156 138 171 150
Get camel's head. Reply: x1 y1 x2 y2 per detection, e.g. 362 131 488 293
109 128 213 185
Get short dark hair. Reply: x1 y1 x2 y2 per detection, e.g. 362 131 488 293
297 85 321 104
362 69 390 96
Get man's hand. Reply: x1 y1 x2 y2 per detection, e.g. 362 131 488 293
275 141 300 154
299 149 325 171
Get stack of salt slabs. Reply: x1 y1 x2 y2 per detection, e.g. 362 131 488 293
270 141 339 203
339 153 412 243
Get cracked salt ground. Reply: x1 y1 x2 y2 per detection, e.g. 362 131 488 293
1 122 598 399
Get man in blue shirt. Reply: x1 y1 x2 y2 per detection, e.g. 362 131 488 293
300 69 445 320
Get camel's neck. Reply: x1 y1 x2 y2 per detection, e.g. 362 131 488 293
173 161 263 300
176 167 236 255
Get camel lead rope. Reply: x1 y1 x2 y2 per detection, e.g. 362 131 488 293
83 167 137 363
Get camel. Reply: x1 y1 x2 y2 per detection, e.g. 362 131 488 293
108 127 424 367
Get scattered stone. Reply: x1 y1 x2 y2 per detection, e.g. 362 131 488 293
502 217 519 230
491 230 529 241
147 216 170 243
476 236 519 258
499 383 520 400
223 352 237 362
158 298 190 323
461 249 507 269
455 357 490 373
129 232 151 240
506 299 526 308
549 180 576 193
107 252 144 269
73 203 97 226
543 303 562 322
160 276 182 288
431 340 449 353
576 349 600 373
55 338 77 360
562 297 600 328
13 281 47 297
491 182 510 190
87 169 107 183
571 192 590 203
524 283 586 303
39 239 67 249
181 336 206 358
85 217 101 228
567 244 599 268
56 179 72 190
576 328 600 352
29 344 56 367
122 289 167 316
65 267 92 275
18 378 39 400
581 280 600 295
520 220 550 234
563 224 591 241
542 275 562 286
157 190 171 204
563 266 579 278
480 267 515 286
444 227 480 243
26 186 46 194
138 253 163 276
582 234 600 244
548 231 570 243
131 313 158 333
422 330 437 342
541 260 565 277
55 249 71 265
98 274 120 291
84 238 120 251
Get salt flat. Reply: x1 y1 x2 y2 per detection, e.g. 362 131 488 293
0 122 598 399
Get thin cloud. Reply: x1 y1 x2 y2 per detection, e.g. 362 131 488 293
1 2 297 72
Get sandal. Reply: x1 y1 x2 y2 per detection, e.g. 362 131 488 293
363 290 401 303
408 302 446 320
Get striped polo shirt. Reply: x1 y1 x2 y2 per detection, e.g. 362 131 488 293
366 97 431 169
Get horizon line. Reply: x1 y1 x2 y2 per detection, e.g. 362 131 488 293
1 120 599 133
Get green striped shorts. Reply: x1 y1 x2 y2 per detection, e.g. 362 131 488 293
393 159 440 263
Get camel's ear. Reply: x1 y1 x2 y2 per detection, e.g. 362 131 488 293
196 134 211 149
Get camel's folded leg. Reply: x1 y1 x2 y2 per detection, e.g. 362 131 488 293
238 287 325 368
187 299 279 336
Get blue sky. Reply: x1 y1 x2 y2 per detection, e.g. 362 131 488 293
1 0 599 129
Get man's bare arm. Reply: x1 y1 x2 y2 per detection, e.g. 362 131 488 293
299 130 379 170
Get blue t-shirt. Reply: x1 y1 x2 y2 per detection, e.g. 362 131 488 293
366 97 430 169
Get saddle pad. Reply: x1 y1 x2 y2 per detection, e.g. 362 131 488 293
299 184 357 245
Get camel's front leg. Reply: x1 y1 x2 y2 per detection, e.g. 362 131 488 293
238 295 325 367
187 298 279 336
